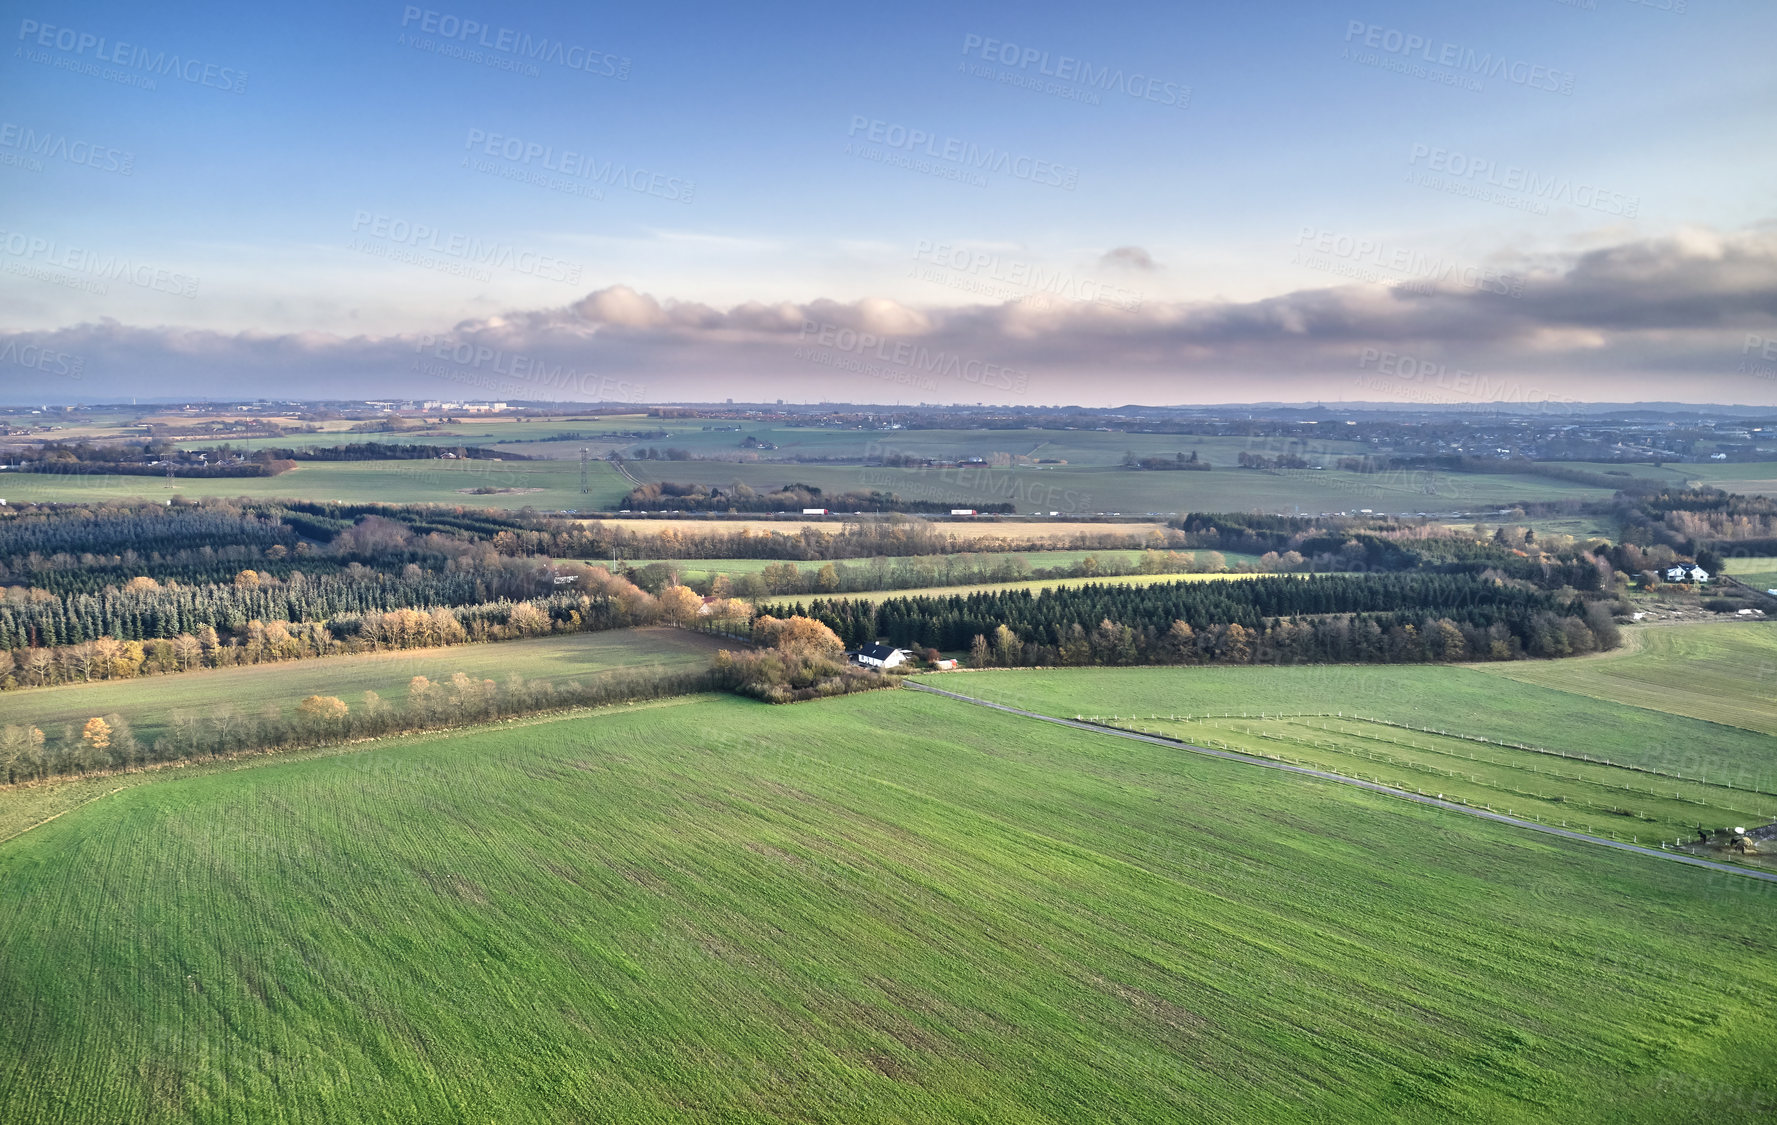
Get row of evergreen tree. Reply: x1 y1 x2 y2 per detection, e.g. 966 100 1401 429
0 591 657 688
0 504 297 566
0 563 583 649
769 573 1618 663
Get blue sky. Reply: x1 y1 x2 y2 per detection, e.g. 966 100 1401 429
3 0 1775 404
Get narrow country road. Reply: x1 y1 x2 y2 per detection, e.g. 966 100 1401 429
906 681 1777 886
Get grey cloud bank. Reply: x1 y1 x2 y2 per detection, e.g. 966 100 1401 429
4 226 1775 406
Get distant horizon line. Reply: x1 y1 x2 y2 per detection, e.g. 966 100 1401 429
3 398 1775 414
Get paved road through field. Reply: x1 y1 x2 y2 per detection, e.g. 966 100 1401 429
907 681 1777 886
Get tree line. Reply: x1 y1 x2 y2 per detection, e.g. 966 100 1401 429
625 549 1226 599
0 560 615 649
248 442 529 462
0 666 718 784
0 566 742 689
1619 488 1777 561
0 499 1189 584
770 573 1620 665
620 480 1016 514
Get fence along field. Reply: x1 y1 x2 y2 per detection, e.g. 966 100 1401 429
1 691 1772 1123
914 660 1777 786
1088 712 1776 846
1722 555 1777 590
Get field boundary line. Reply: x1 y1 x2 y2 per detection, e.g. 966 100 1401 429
905 683 1777 886
1255 713 1775 799
0 786 125 846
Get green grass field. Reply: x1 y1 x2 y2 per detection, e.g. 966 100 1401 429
626 461 1616 517
546 428 1369 466
2 688 1773 1122
171 423 572 450
621 549 1267 582
0 628 724 745
1674 463 1777 499
1095 713 1774 843
1721 555 1777 591
912 660 1777 789
8 448 1612 517
170 418 678 456
74 422 1365 469
0 458 630 509
1476 622 1777 737
594 517 1171 541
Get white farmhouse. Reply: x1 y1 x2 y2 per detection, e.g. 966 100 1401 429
855 642 909 670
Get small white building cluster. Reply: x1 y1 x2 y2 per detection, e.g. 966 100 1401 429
853 642 909 669
848 645 963 670
421 401 508 412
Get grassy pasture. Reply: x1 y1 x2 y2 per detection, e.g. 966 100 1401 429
1476 622 1777 737
1698 478 1777 498
0 628 724 745
1721 555 1777 591
171 423 615 451
1684 462 1777 482
1104 713 1775 843
0 458 630 509
597 429 1372 467
165 417 710 456
912 661 1777 785
621 549 1265 582
1537 462 1685 480
593 517 1170 540
1678 463 1777 497
624 460 1617 516
2 689 1773 1122
624 549 1152 577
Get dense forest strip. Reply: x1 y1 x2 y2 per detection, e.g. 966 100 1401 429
774 573 1620 663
